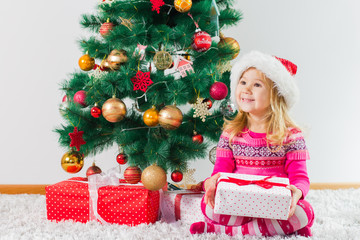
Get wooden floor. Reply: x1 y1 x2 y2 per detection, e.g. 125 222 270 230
0 183 359 195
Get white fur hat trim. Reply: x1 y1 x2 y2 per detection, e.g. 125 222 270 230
230 51 299 109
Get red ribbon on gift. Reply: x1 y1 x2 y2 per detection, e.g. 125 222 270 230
174 192 203 221
217 176 288 189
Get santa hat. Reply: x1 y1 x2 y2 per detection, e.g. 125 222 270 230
230 51 299 109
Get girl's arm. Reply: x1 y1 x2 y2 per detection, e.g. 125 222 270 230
284 129 311 199
203 132 235 190
285 160 310 199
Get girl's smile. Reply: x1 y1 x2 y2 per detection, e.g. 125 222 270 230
240 98 255 103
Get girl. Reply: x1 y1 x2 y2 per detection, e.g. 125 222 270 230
190 51 314 237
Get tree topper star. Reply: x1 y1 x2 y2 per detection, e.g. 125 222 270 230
69 127 86 151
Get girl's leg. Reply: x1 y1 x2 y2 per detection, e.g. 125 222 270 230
190 196 253 234
191 199 314 237
201 195 253 226
239 200 314 236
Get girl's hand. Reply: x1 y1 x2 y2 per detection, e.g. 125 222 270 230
286 185 303 218
204 173 221 209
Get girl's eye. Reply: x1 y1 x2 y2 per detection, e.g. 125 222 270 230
239 80 246 85
254 83 262 87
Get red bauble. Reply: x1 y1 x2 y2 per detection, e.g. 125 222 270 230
192 134 204 144
202 98 212 109
191 30 212 52
209 82 228 100
116 153 128 165
124 166 142 184
100 21 114 37
73 90 87 107
171 170 183 182
86 163 102 177
91 106 102 118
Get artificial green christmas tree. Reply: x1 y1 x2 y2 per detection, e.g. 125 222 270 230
56 0 242 189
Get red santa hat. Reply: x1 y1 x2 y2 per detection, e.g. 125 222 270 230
230 51 299 109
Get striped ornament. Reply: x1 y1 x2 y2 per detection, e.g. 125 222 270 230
124 166 142 184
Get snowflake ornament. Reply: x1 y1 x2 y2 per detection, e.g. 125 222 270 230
69 127 86 151
150 0 165 14
192 97 212 122
89 66 107 80
131 70 153 92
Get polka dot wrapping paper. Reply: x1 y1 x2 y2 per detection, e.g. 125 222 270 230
45 177 160 226
213 173 291 220
160 190 205 224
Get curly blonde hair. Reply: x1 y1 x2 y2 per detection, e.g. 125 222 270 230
224 68 300 149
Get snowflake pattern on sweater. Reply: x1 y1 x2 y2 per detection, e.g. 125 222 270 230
218 135 307 159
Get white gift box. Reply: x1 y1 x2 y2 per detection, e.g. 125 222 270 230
160 190 205 224
214 173 291 220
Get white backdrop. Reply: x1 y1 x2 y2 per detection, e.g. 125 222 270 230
0 0 359 184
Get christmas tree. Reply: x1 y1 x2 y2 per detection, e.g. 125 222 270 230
56 0 242 190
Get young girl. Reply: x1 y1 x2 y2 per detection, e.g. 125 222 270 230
190 51 314 237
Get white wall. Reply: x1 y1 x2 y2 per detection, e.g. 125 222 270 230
0 0 359 184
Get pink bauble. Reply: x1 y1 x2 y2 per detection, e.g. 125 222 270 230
73 90 87 107
209 82 228 100
191 30 211 52
100 22 114 37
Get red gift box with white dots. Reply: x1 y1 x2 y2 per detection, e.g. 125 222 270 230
45 177 160 225
214 173 291 220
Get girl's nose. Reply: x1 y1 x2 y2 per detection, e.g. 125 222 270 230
242 85 251 94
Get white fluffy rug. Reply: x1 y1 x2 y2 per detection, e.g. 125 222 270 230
0 189 359 240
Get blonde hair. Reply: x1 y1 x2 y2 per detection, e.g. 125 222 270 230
224 68 300 149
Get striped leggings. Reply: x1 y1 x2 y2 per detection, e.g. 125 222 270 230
196 196 314 236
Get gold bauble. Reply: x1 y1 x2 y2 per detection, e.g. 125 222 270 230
174 0 192 13
218 37 240 59
78 54 95 71
158 105 183 130
153 51 173 70
61 151 84 174
102 97 127 123
143 106 159 127
107 49 128 70
141 165 167 191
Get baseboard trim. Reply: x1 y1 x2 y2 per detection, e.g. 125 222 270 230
0 183 359 195
310 183 360 190
0 185 47 195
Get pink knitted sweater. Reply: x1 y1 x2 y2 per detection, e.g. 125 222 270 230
210 127 310 198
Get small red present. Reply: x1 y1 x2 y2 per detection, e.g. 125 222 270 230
160 190 205 224
46 177 159 226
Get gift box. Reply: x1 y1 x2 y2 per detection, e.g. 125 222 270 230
160 190 205 224
46 177 160 226
214 173 291 220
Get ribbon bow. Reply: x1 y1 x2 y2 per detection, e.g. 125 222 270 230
87 166 142 223
218 176 288 189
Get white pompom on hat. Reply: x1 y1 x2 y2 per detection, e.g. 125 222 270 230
230 51 299 109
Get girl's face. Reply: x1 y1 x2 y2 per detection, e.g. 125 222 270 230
235 68 271 118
